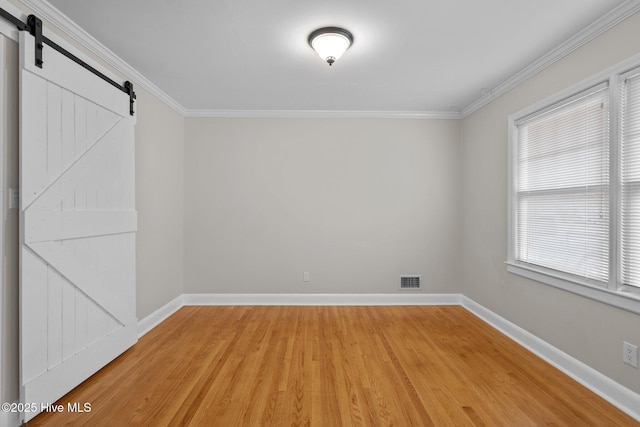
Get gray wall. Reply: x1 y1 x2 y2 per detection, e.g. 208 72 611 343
184 118 462 294
135 89 184 319
461 12 640 394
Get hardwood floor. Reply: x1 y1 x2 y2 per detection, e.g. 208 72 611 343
28 306 638 426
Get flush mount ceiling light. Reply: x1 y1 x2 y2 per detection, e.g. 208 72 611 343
308 27 353 66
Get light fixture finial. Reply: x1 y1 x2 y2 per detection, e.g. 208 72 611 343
308 27 353 66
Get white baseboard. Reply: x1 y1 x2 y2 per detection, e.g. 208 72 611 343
182 292 462 306
137 295 184 338
0 400 21 427
135 292 638 422
461 296 640 422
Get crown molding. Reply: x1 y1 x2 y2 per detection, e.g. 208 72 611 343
184 109 462 119
11 0 639 121
461 0 640 118
10 0 459 120
16 0 188 116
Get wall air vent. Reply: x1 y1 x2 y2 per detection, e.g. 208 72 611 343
399 275 421 290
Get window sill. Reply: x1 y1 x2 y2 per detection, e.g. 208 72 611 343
505 261 640 315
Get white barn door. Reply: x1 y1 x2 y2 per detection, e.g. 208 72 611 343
19 31 137 422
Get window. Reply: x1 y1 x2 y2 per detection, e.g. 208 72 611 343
620 68 640 290
508 62 640 312
514 84 610 283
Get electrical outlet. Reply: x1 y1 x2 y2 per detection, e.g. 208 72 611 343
303 272 310 282
623 342 638 368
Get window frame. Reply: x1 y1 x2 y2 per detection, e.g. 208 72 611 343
507 54 640 315
618 66 640 293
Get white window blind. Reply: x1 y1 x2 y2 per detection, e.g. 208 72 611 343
620 68 640 289
515 84 610 283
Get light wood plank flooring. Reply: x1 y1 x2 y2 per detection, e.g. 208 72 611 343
28 305 638 426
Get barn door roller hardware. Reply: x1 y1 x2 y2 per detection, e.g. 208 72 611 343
26 15 43 68
0 8 137 116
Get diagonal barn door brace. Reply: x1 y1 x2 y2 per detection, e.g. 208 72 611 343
0 7 137 115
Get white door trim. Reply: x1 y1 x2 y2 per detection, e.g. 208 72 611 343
0 0 22 42
0 33 5 409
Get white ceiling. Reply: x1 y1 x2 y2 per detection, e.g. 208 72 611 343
47 0 629 114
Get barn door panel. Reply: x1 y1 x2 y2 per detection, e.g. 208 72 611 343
19 31 137 422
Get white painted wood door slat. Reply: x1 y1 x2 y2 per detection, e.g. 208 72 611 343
19 70 48 208
27 238 135 325
22 31 128 118
19 31 137 423
24 210 137 242
46 267 63 370
20 249 48 384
